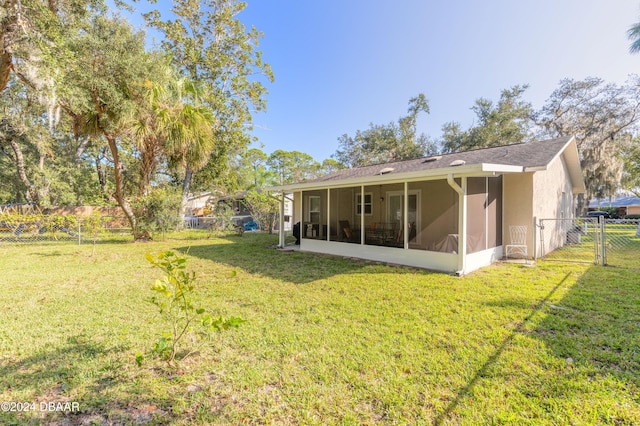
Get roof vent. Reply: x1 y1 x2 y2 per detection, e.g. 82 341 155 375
423 155 442 163
450 159 466 167
378 167 395 175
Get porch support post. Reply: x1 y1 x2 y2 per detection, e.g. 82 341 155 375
404 181 409 249
448 174 467 275
327 188 331 242
360 185 365 245
278 192 286 248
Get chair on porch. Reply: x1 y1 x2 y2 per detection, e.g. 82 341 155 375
339 220 358 242
505 225 528 258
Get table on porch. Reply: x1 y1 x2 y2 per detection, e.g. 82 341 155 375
365 223 399 246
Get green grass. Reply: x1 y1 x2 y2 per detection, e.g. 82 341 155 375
1 233 639 424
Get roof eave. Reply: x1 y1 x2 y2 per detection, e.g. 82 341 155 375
268 163 524 192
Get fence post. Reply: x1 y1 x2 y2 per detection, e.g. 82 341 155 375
596 219 602 265
533 216 538 260
78 219 82 245
600 216 606 266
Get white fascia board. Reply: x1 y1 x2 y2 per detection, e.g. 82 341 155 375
268 163 524 192
481 164 524 173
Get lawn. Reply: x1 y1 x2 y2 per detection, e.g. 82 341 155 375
1 233 639 425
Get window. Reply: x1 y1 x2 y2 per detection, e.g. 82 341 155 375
356 193 372 215
309 196 321 223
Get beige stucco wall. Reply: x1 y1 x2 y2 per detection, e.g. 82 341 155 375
293 191 302 225
628 205 640 216
532 155 576 257
502 172 534 257
502 154 576 258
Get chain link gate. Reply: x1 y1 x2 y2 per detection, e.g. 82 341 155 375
538 217 640 267
601 218 640 268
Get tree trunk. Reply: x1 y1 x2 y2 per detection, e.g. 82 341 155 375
75 135 90 161
0 47 11 93
138 136 159 196
0 5 16 93
180 166 193 223
95 147 113 203
104 132 146 240
8 138 39 204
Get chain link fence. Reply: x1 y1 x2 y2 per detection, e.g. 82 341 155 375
539 217 640 268
602 219 640 268
0 212 269 245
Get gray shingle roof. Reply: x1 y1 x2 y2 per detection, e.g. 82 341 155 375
309 136 573 184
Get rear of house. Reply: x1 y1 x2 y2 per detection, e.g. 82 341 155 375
271 137 585 274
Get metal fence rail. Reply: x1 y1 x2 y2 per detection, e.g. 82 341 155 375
0 215 126 245
0 213 276 245
539 217 640 267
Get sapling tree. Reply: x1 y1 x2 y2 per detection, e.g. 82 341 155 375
83 211 103 256
143 251 243 365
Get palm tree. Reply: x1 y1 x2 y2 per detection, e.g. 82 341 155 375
628 20 640 53
153 74 217 220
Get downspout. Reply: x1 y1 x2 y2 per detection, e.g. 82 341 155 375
447 174 467 275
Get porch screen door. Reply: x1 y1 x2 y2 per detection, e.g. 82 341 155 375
388 192 419 243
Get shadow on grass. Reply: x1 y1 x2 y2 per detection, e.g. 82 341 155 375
532 266 640 386
0 335 172 425
436 265 640 424
178 233 423 284
433 273 571 425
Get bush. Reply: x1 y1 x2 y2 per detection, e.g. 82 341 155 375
0 212 78 240
208 201 235 233
133 188 182 237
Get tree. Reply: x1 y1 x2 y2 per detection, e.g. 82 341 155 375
440 85 534 153
267 149 320 185
333 93 435 167
244 189 278 233
237 148 275 188
143 0 273 217
534 77 640 209
319 158 346 176
151 74 216 220
0 0 106 93
59 14 153 239
628 17 640 54
622 140 640 197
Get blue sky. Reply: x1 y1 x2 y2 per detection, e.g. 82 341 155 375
237 1 640 161
122 1 640 162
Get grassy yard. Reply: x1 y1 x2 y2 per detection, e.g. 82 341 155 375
0 233 639 425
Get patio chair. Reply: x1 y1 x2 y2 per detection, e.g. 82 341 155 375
505 225 528 258
339 220 357 242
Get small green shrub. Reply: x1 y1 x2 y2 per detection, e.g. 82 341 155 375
134 187 182 239
83 211 103 255
208 201 235 234
143 251 244 365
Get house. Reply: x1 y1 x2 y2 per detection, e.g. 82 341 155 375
185 192 218 217
216 192 252 218
218 191 294 231
589 194 640 217
269 136 585 275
